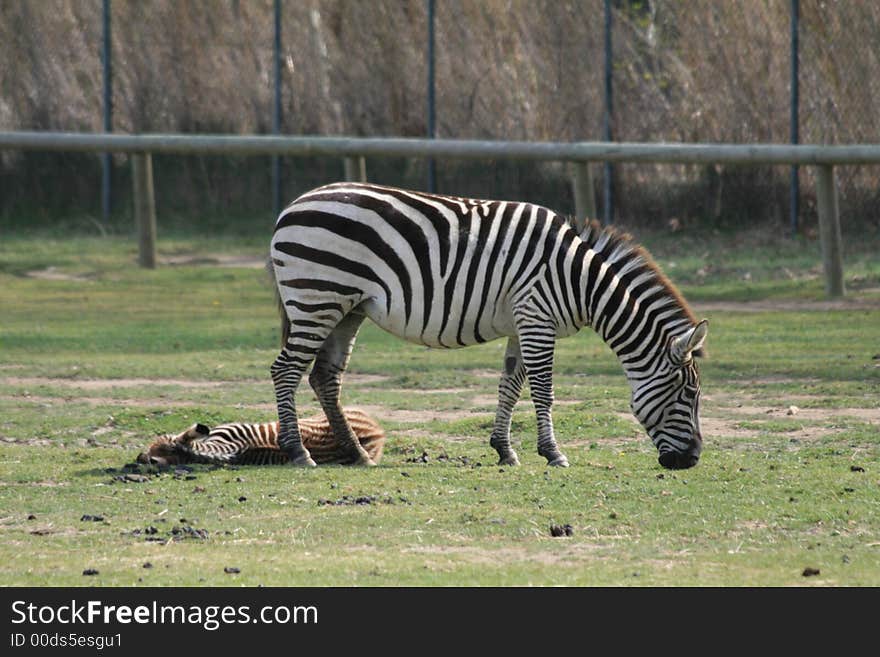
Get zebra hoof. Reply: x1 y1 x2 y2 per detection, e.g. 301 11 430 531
546 455 570 467
355 456 377 467
497 453 520 466
291 455 317 467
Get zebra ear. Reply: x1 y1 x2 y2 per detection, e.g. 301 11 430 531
670 320 708 364
178 423 210 444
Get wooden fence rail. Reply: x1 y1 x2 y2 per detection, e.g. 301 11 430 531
4 131 880 296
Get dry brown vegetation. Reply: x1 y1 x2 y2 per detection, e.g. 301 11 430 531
1 0 878 225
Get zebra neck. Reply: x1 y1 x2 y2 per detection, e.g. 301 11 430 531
575 240 693 381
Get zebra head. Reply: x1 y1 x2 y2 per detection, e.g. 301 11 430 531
629 320 708 470
136 423 211 466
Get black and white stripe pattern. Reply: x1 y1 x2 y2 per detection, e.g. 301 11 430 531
184 421 285 465
270 183 708 469
137 410 386 467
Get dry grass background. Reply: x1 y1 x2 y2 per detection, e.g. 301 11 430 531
1 1 878 225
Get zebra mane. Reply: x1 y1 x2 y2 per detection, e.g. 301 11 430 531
577 219 700 334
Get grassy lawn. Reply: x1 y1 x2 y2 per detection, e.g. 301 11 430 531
0 229 878 586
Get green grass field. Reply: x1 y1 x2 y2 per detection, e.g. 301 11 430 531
1 229 878 586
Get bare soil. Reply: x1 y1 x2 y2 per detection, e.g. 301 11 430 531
694 296 880 312
4 371 877 450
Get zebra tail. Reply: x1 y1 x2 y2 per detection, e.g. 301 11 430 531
268 257 291 347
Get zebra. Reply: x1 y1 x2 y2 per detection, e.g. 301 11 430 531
270 182 708 470
136 409 386 467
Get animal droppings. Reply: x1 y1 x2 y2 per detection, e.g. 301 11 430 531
170 526 209 541
113 474 150 484
405 450 430 464
317 495 406 506
550 524 574 537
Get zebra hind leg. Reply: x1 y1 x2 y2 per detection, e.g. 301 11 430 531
489 337 525 466
272 301 360 467
271 347 317 466
307 311 375 466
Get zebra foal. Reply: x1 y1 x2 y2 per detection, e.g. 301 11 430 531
137 409 386 467
271 183 708 470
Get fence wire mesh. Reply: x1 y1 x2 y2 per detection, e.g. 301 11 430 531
0 0 877 233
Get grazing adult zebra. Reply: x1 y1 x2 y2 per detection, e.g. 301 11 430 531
271 182 708 470
137 409 386 466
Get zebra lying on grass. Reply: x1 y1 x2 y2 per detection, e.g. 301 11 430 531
270 183 708 470
137 409 386 466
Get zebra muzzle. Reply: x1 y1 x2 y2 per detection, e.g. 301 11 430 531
658 451 700 470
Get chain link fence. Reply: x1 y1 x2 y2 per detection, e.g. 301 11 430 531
0 0 877 234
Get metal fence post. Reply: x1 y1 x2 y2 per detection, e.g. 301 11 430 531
272 0 282 217
815 165 844 298
571 162 596 232
602 0 614 225
101 0 112 221
426 0 437 193
132 153 157 269
790 0 800 235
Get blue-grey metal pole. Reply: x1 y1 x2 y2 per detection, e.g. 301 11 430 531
426 0 437 193
790 0 800 235
101 0 112 221
272 0 282 217
602 0 613 224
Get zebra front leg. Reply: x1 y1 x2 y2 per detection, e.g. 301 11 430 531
308 312 375 466
516 324 569 468
489 337 526 466
271 349 316 467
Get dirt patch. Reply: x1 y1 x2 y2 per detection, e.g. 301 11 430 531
24 267 94 282
343 374 391 385
698 397 878 443
470 395 583 408
160 254 267 269
607 394 879 444
401 543 610 566
468 370 505 380
382 387 476 396
354 404 477 423
1 377 230 390
695 297 880 312
4 373 873 451
0 393 207 409
718 404 880 423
